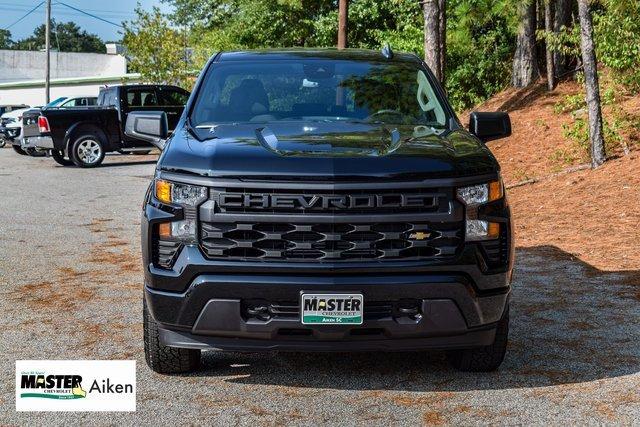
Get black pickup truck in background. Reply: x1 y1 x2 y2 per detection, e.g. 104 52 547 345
22 84 190 167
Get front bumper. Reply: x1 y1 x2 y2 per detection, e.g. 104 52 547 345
145 246 510 352
0 125 20 142
158 323 500 352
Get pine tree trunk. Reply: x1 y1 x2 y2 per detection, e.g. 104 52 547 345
577 0 605 168
545 0 555 90
512 0 540 88
422 0 442 81
553 0 572 77
438 0 446 83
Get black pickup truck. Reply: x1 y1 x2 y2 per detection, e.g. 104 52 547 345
128 48 514 374
22 84 189 167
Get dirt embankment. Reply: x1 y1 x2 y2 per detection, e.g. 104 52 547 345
471 80 640 272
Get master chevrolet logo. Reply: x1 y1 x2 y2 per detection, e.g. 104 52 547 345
217 193 436 210
20 374 86 400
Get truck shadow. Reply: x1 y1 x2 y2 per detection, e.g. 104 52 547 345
193 246 639 391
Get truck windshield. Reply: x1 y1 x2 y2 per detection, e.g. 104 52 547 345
45 97 67 108
191 59 449 127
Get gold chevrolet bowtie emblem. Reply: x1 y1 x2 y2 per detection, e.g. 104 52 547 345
409 232 431 240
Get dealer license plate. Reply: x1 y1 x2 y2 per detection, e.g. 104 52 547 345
301 293 363 325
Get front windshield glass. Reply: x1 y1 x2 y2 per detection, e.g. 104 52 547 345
191 59 449 127
45 97 67 108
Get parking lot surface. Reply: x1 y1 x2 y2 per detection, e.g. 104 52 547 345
0 148 638 425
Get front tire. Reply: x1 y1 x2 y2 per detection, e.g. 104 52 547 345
51 149 74 166
144 298 201 374
70 135 105 168
447 306 509 372
12 144 27 155
0 139 6 148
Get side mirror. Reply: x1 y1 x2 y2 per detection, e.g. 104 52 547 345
468 112 512 142
124 111 168 151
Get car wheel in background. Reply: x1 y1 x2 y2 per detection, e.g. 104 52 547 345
12 144 27 155
51 149 74 166
70 135 106 168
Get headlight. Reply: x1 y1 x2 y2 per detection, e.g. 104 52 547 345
457 181 503 206
457 180 503 241
155 179 207 244
154 179 207 206
158 220 197 243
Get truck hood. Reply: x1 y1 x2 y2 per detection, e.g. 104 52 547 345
158 122 499 179
1 108 31 120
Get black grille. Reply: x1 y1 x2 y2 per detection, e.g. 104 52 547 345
200 221 462 261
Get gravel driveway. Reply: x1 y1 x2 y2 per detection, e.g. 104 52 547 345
0 147 638 425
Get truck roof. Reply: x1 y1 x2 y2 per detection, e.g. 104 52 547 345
99 84 186 91
217 48 422 64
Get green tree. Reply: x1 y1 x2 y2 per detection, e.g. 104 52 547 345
445 0 516 109
161 0 236 28
155 0 521 111
123 7 191 86
13 21 104 53
0 29 13 49
594 0 640 90
312 0 422 50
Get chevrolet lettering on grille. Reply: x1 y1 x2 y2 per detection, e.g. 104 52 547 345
217 193 437 210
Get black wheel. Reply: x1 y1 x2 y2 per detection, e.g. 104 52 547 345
51 149 74 166
12 144 27 155
70 134 105 168
144 298 201 374
447 306 509 372
0 139 6 148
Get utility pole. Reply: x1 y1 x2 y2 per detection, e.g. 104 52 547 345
337 0 348 49
422 0 441 81
45 0 51 104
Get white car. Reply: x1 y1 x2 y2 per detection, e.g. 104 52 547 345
0 107 33 154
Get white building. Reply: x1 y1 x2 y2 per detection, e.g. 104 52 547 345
0 46 141 106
